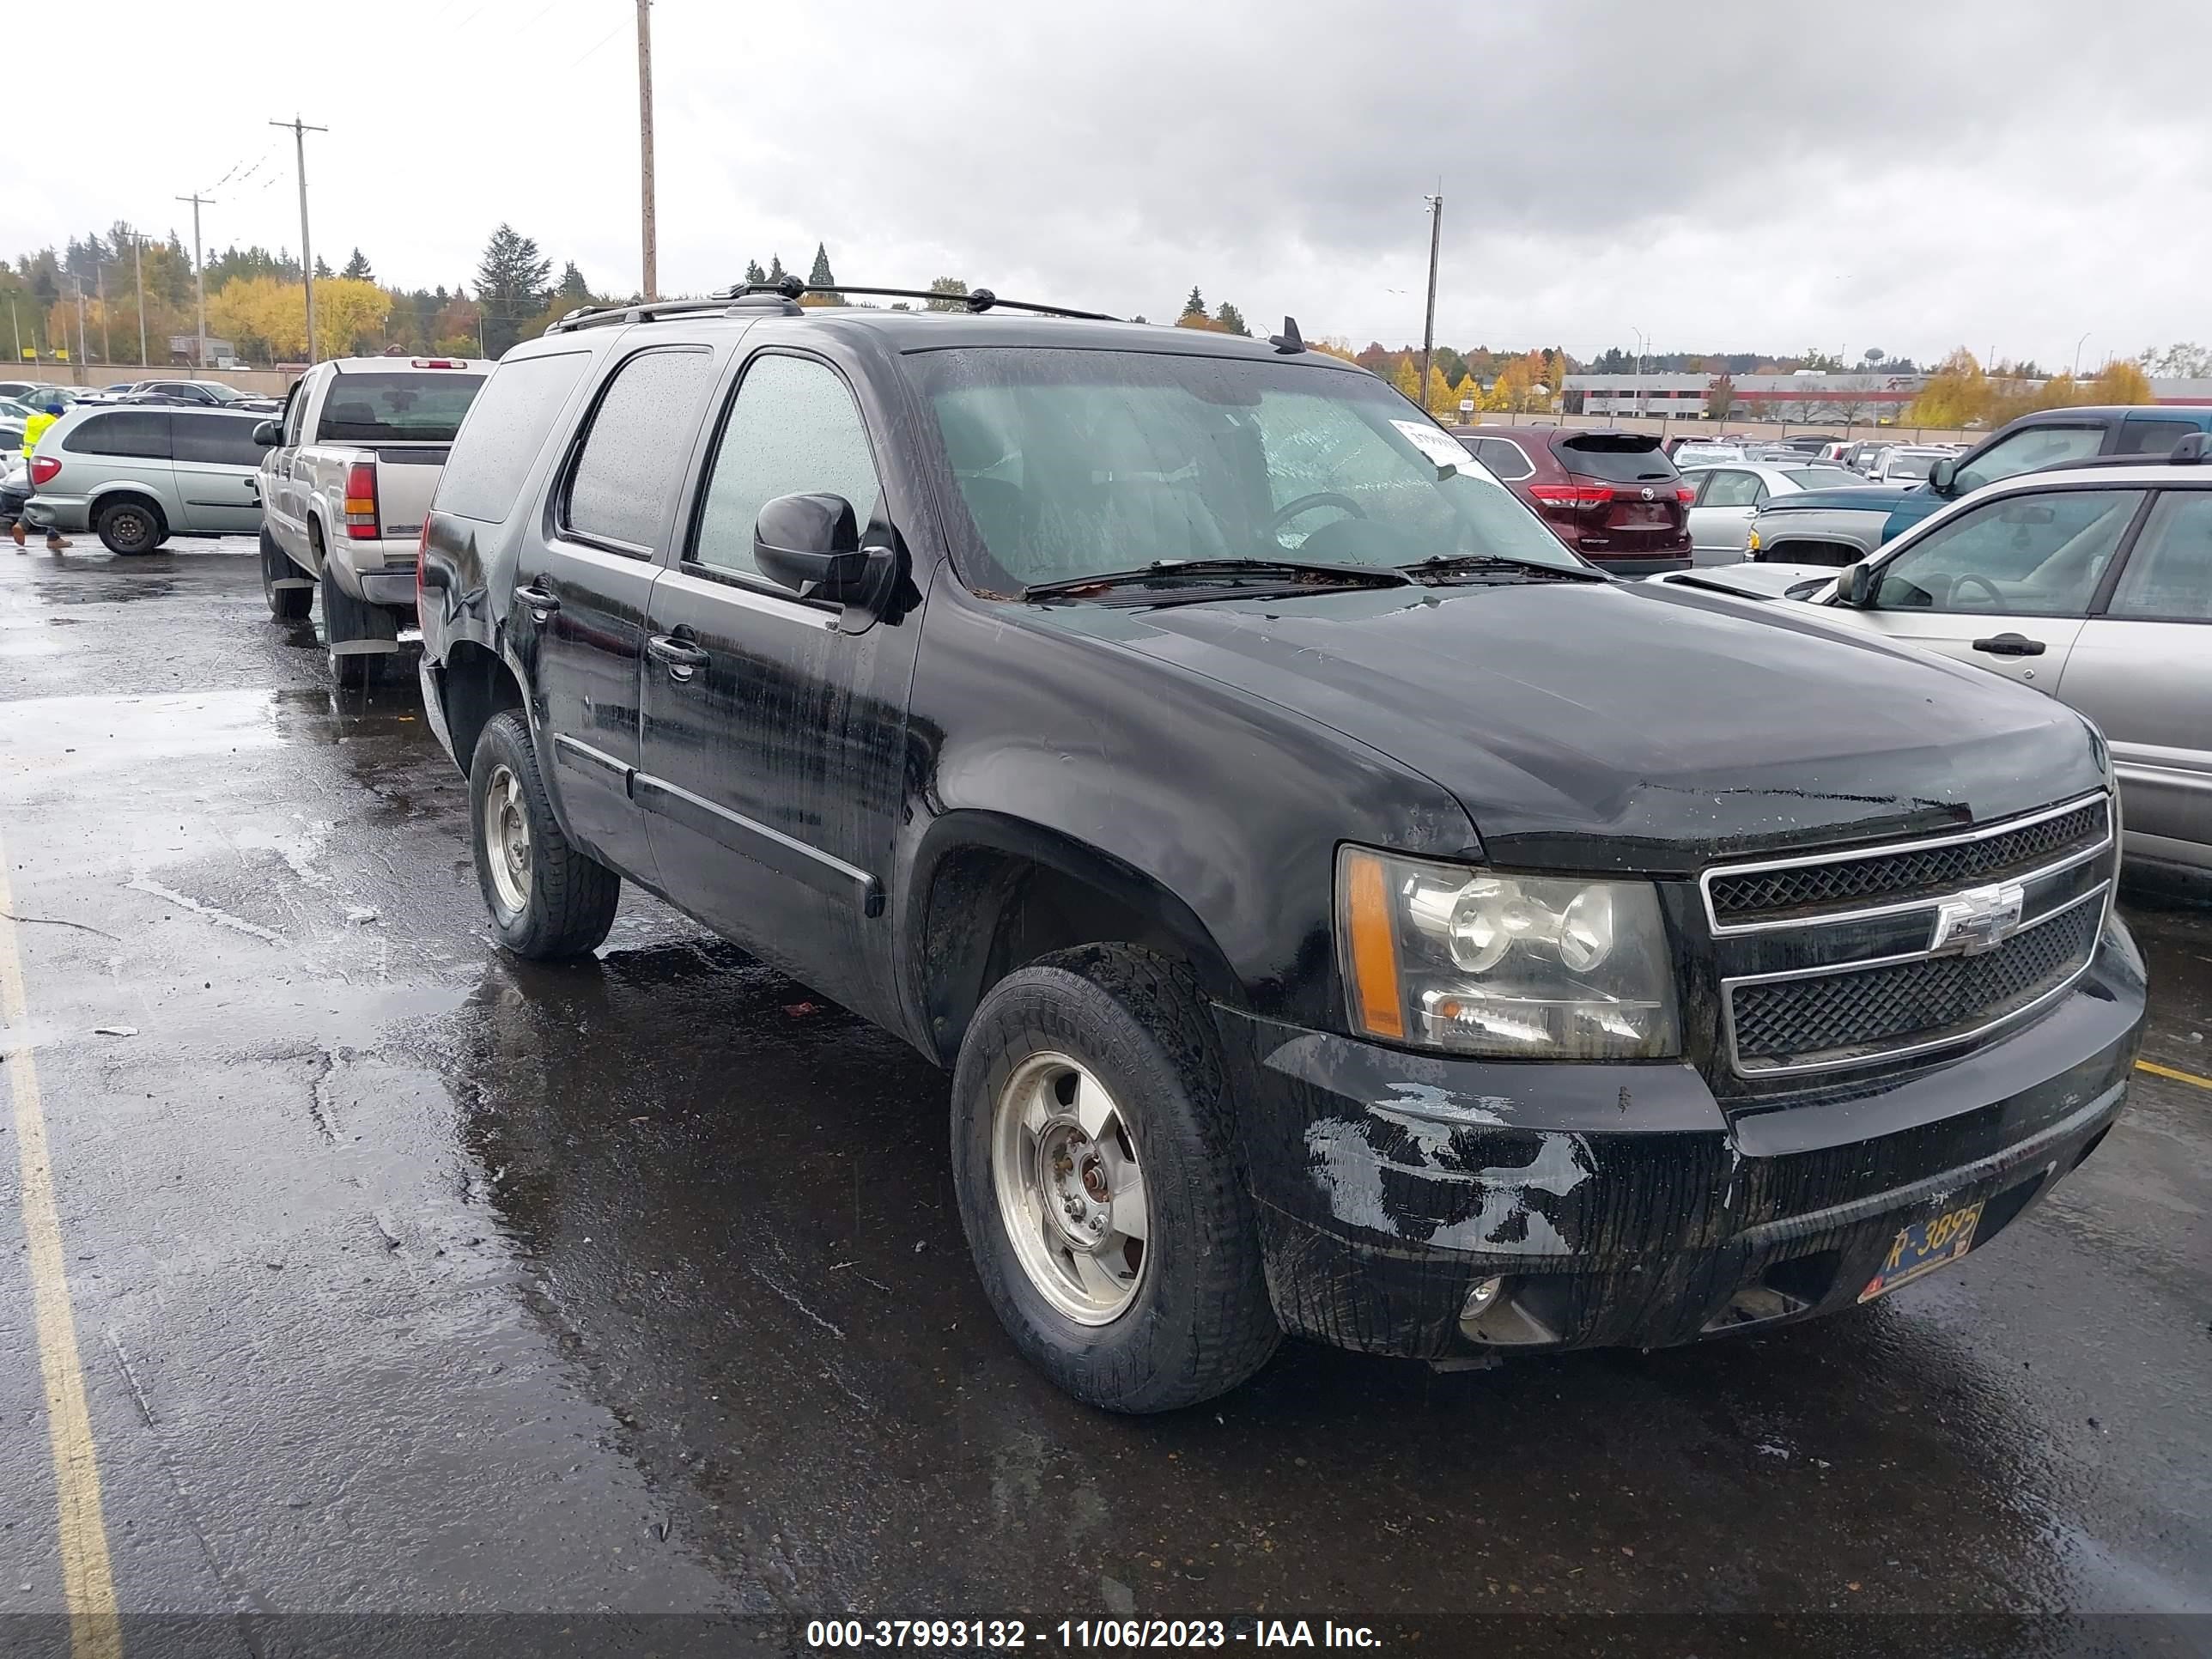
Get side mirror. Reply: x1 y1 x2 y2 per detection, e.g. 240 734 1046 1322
252 420 280 447
1929 457 1958 493
753 492 899 623
1838 562 1875 607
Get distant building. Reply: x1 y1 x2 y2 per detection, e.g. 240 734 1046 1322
167 334 240 368
1565 370 2212 422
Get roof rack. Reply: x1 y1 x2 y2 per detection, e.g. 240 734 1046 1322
718 274 1118 321
543 275 1121 335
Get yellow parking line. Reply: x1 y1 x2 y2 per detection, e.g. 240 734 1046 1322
2136 1058 2212 1091
0 830 123 1659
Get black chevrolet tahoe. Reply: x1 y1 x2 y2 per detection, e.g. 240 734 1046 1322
414 283 2146 1412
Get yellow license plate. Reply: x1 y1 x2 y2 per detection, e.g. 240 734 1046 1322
1858 1200 1985 1303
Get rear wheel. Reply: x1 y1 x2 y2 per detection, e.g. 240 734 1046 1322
319 556 379 687
467 709 621 959
262 529 310 619
951 944 1279 1413
94 498 163 556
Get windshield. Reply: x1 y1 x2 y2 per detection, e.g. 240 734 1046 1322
318 372 488 443
1784 466 1863 489
909 347 1587 589
1882 453 1937 481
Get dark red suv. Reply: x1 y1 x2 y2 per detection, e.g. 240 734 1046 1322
1452 425 1693 574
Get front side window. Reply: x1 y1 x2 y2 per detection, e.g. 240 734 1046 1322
172 414 266 468
1954 425 2103 492
2105 491 2212 621
281 380 306 446
1871 489 2141 616
563 347 720 550
910 348 1582 590
2112 419 2195 456
1698 470 1763 508
1881 453 1939 482
1472 437 1534 481
67 410 171 459
691 354 884 580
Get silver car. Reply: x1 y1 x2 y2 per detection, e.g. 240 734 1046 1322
1785 460 2210 876
1679 460 1873 564
21 404 266 554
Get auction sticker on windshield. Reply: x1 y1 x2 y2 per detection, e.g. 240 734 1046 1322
1858 1199 1985 1302
1391 419 1476 470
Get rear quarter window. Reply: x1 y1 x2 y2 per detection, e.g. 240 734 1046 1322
172 414 266 468
433 352 593 525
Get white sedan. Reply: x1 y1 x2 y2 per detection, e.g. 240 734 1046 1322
1678 460 1877 565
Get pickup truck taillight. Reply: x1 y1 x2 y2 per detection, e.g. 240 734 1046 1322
343 461 380 540
1528 483 1614 511
28 456 61 487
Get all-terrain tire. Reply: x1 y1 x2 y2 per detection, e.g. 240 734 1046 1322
263 529 311 619
467 709 620 960
951 943 1279 1413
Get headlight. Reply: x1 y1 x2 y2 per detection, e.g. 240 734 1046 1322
1335 847 1680 1059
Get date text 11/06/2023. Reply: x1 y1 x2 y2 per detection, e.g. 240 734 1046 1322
805 1620 1385 1649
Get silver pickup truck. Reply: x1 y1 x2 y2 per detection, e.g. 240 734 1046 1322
256 356 489 684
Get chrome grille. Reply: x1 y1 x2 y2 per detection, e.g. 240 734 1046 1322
1705 796 2110 930
1729 896 2102 1072
1706 793 2116 1079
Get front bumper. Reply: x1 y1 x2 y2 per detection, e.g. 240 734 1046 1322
1215 915 2145 1358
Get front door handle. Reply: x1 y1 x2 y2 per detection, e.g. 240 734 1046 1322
1972 633 2045 657
514 583 561 618
646 633 710 681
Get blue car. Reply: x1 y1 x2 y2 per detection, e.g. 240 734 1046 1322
1747 405 2212 565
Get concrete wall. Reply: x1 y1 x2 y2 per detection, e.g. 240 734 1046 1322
1455 410 1984 447
28 364 299 397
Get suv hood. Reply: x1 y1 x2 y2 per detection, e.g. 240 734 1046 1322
1765 483 1933 513
1038 581 2103 873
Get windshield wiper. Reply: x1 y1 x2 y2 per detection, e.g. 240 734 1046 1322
1398 553 1608 583
1024 557 1413 600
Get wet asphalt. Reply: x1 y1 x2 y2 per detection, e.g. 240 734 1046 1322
0 537 2207 1657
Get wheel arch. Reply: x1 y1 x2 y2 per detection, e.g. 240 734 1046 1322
905 811 1242 1066
437 638 527 779
87 483 169 534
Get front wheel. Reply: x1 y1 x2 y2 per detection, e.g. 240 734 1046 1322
951 944 1279 1413
468 709 620 959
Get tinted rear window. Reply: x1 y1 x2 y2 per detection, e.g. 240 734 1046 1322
1555 434 1677 483
434 352 592 524
172 413 266 468
66 410 171 459
318 371 487 443
563 348 722 550
2112 418 2196 455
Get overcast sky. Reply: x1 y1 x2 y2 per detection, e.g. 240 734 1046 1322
18 2 2210 368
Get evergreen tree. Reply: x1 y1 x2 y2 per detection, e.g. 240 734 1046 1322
474 223 552 358
1213 301 1249 337
556 262 592 305
744 259 767 285
1179 286 1206 319
925 276 969 311
340 247 374 281
767 254 787 283
807 242 836 289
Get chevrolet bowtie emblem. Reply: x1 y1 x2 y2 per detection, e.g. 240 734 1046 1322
1929 883 2026 955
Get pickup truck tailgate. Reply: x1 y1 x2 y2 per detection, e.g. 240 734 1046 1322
371 447 450 540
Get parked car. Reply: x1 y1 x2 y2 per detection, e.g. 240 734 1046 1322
255 356 489 685
19 404 267 552
1745 405 2212 566
1678 460 1874 564
411 292 2141 1413
1669 440 1747 469
1452 424 1692 573
1863 444 1952 486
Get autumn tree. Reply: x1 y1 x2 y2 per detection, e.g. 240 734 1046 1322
2088 359 2153 404
1707 374 1737 422
1906 349 1990 428
2140 342 2212 379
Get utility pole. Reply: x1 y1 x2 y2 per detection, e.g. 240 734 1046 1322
272 117 329 362
132 235 148 368
1418 192 1442 417
73 281 88 374
637 0 658 301
176 192 213 368
8 297 20 369
97 262 111 363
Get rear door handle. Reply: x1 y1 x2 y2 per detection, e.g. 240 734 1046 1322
514 583 561 617
1972 633 2045 657
646 633 709 681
